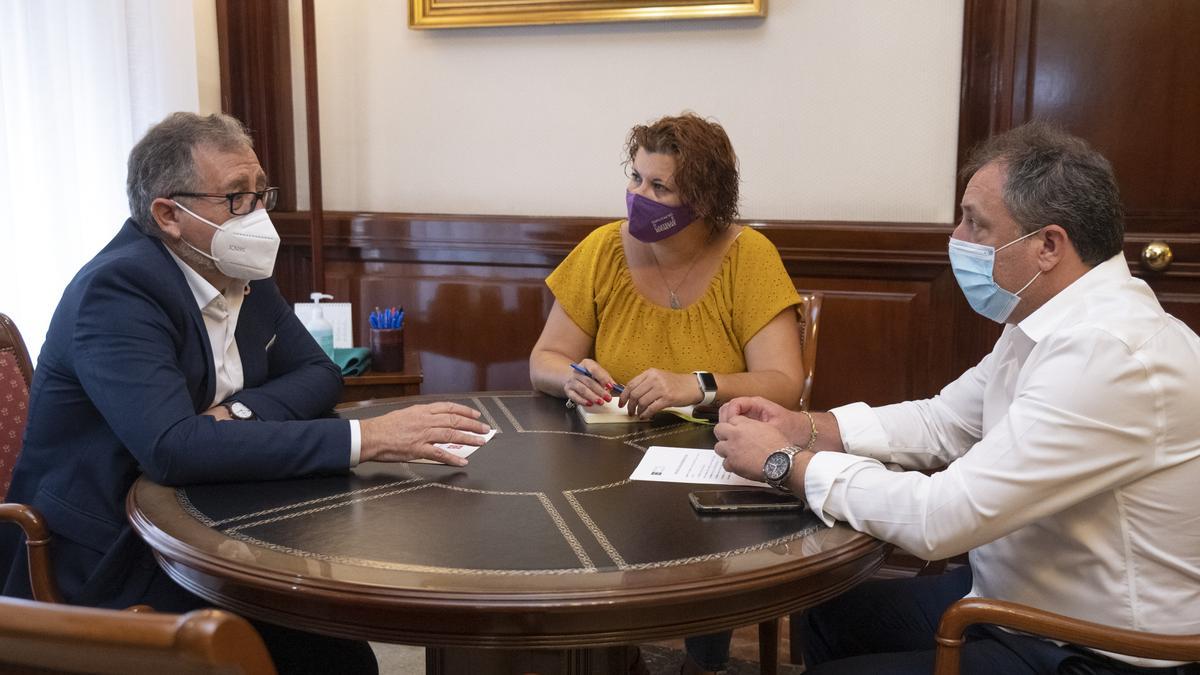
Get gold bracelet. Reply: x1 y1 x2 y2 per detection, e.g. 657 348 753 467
799 409 818 452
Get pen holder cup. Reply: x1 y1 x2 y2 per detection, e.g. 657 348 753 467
369 328 405 372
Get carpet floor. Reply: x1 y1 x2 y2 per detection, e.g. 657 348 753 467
370 639 806 674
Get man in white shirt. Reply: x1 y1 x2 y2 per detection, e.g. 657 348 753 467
714 122 1200 674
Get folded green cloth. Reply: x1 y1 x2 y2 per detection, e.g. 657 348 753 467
333 347 372 376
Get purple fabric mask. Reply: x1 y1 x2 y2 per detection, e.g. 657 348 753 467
626 191 697 243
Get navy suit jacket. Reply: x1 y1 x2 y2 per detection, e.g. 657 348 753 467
1 219 349 610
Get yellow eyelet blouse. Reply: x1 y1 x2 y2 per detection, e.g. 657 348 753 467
546 221 800 385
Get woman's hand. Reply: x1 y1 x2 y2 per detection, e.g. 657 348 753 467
564 358 617 408
619 368 701 419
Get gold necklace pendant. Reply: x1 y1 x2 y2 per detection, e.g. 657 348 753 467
650 228 714 311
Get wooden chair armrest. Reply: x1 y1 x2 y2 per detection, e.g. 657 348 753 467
0 503 62 603
0 599 276 674
934 597 1200 675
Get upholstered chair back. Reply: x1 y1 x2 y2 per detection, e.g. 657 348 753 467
0 313 34 501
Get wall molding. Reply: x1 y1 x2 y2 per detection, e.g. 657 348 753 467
268 210 993 407
273 211 958 278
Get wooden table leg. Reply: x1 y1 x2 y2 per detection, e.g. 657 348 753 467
427 645 635 675
758 618 779 675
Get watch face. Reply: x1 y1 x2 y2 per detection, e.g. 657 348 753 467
763 451 790 481
696 371 717 391
229 401 253 420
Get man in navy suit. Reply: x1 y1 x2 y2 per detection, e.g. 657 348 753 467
0 112 489 674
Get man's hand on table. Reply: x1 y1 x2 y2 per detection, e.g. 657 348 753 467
717 397 809 436
713 409 793 480
360 402 491 466
714 396 839 489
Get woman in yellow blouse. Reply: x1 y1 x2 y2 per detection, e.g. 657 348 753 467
530 112 803 419
530 113 803 673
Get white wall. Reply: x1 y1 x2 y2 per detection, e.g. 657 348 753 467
193 0 221 115
4 0 207 361
196 1 965 224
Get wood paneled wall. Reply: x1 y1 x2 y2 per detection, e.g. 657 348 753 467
215 0 297 211
958 0 1200 328
273 212 991 410
231 0 1199 412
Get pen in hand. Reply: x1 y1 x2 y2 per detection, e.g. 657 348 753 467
568 362 625 395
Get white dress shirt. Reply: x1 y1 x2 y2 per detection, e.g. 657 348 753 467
806 254 1200 666
167 252 361 465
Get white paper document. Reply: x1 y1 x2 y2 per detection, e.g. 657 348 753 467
630 446 769 487
412 429 498 464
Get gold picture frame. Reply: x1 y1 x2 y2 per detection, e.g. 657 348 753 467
409 0 766 30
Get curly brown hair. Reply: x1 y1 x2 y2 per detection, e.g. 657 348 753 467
625 112 740 231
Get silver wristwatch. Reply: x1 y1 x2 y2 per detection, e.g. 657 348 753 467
223 400 255 421
763 445 802 492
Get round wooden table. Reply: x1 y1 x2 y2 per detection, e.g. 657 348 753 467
128 392 886 674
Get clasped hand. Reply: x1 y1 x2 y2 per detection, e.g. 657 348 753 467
713 397 802 479
564 360 702 419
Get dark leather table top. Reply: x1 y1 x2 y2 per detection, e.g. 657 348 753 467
129 392 886 647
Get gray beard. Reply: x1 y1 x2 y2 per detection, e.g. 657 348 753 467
169 237 222 278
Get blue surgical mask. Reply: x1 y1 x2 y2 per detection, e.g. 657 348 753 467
948 228 1043 323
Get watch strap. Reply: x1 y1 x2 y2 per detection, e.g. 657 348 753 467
692 371 717 406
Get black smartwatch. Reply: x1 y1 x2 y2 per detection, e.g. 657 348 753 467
763 445 801 492
223 401 256 421
692 370 718 406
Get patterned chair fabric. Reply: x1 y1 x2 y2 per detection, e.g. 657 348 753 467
0 313 33 502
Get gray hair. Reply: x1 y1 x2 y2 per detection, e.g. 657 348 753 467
961 121 1123 266
126 112 254 238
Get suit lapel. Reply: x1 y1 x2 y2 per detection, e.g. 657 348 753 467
143 230 217 409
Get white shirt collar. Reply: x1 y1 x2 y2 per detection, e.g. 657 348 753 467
1017 253 1130 342
165 249 247 311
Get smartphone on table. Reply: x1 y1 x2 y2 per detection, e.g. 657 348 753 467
688 489 805 514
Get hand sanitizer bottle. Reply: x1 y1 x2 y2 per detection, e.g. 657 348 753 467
306 292 335 359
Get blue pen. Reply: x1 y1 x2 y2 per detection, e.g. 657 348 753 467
569 363 625 394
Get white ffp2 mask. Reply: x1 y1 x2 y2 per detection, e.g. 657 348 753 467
173 201 280 280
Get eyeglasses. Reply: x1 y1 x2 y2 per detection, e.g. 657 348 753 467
170 187 279 215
